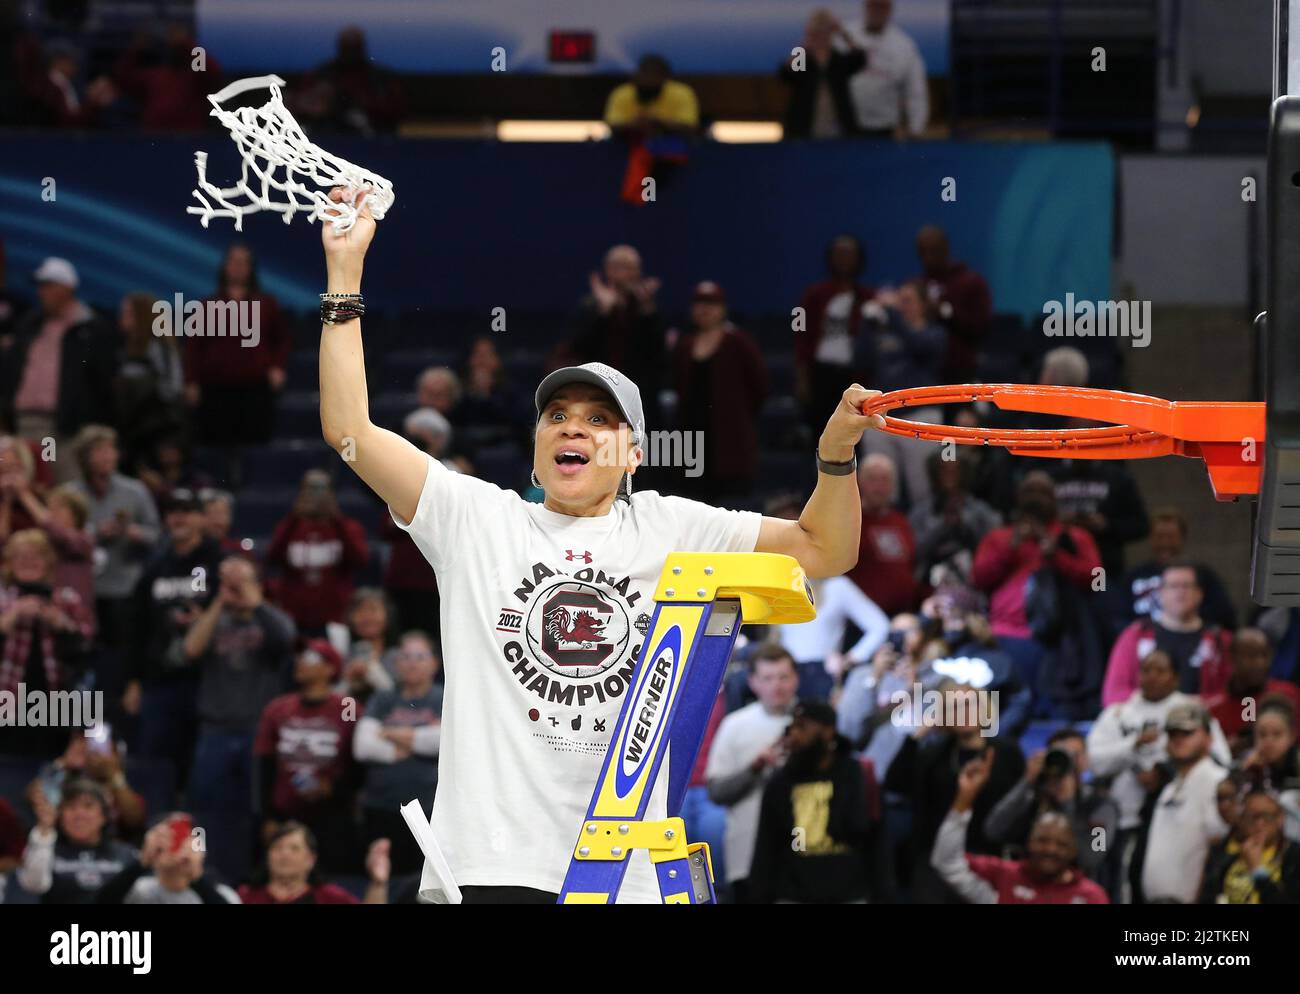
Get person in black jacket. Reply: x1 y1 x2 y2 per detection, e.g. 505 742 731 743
1200 788 1300 903
779 11 866 139
122 488 223 781
0 258 115 470
748 699 884 902
884 681 1025 902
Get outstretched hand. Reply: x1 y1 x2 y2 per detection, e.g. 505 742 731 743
322 185 376 291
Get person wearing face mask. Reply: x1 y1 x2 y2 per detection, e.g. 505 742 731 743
604 53 700 140
604 55 700 205
931 751 1109 903
747 700 884 903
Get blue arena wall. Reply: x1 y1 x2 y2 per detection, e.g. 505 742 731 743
0 135 1113 323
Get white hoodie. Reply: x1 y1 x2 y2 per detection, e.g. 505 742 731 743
1087 690 1230 830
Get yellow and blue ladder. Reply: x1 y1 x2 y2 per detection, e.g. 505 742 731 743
558 552 816 904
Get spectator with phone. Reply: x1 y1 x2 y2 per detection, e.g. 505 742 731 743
266 469 369 636
256 639 358 875
354 631 443 878
29 729 146 837
182 555 296 883
930 750 1109 903
983 727 1119 893
779 10 867 140
238 822 389 904
123 487 223 775
94 814 240 904
971 471 1102 709
1087 649 1230 900
0 529 94 758
704 644 799 903
16 777 136 903
341 586 400 698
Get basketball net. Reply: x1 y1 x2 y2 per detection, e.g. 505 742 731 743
188 75 395 233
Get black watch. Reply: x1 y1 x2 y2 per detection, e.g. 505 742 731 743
815 449 857 476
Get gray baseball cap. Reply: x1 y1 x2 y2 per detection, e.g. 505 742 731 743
535 362 646 441
534 362 645 501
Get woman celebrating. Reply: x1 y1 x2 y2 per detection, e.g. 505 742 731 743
315 188 881 903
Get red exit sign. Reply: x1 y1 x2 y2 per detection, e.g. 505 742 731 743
549 30 595 64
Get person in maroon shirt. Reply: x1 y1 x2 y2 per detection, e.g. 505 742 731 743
294 26 407 135
932 750 1108 903
795 235 875 435
847 453 918 616
183 243 292 466
238 822 389 904
671 281 769 502
0 797 24 877
113 25 223 132
380 511 440 638
915 225 992 381
255 639 358 874
1205 627 1300 756
971 471 1100 698
266 471 369 635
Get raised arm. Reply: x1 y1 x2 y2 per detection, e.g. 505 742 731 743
319 189 429 525
755 385 883 578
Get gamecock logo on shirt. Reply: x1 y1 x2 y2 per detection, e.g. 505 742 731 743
524 580 632 679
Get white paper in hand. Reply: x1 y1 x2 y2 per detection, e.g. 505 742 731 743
399 799 462 905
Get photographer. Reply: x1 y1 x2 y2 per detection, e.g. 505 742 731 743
183 555 296 884
266 469 369 636
971 472 1102 711
984 728 1119 892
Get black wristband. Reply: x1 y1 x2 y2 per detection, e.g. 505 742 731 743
816 449 857 476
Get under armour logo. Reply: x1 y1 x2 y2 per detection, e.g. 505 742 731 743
565 550 593 563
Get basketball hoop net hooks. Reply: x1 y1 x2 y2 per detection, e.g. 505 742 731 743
859 384 1268 502
187 75 396 233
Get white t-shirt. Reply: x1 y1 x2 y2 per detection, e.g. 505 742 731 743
1141 754 1228 903
842 23 930 134
814 291 856 366
393 454 762 901
704 700 793 883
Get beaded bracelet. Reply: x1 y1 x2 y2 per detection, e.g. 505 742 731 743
321 292 365 326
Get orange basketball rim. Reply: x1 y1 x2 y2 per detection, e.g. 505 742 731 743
858 384 1267 503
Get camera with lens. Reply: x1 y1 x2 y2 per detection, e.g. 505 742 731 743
1038 747 1075 784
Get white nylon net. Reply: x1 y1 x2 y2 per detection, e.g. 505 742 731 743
188 75 395 233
